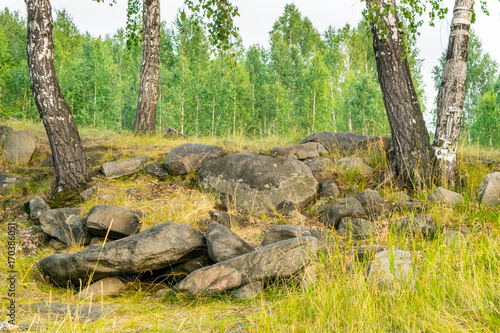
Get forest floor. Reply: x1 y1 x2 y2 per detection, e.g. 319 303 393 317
1 118 500 332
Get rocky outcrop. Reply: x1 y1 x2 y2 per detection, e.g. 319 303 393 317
85 205 142 239
478 172 500 206
198 154 318 214
165 143 223 175
2 130 36 164
270 142 328 160
100 156 149 179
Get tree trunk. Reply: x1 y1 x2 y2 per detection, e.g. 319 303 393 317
26 0 89 194
366 0 435 190
133 0 160 135
432 0 474 187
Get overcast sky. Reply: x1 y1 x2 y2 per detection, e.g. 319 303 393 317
2 0 500 120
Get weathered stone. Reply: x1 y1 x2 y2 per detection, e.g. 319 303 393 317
356 245 388 262
393 214 437 238
337 217 376 240
300 131 392 154
0 126 12 146
175 237 319 296
427 187 463 206
355 189 389 220
231 281 263 300
145 163 169 180
39 208 89 246
287 210 307 223
29 196 50 221
270 142 328 160
164 127 186 139
303 157 334 175
199 154 318 214
89 237 106 246
261 225 328 246
367 249 413 289
165 143 223 175
30 302 116 322
76 277 126 300
478 172 500 206
392 191 411 202
209 210 248 228
80 186 98 201
100 156 149 179
39 222 205 287
310 198 335 215
337 157 375 178
85 205 142 239
391 200 422 211
0 175 25 195
322 197 366 228
206 222 254 263
49 239 66 251
319 179 340 199
2 130 36 164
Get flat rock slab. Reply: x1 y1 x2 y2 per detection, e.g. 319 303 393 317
101 156 149 179
337 217 376 240
39 222 205 287
2 130 36 164
478 172 500 206
165 143 223 175
300 131 391 154
270 142 328 160
337 157 375 178
322 197 366 229
85 205 142 239
427 187 463 206
261 225 328 246
199 154 318 214
392 214 437 238
29 302 116 322
76 277 126 300
0 174 25 195
367 250 413 290
175 236 319 296
39 208 88 246
206 222 254 263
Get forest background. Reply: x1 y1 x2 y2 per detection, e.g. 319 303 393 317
0 3 499 146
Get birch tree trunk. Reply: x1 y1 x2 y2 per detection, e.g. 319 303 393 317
133 0 160 135
432 0 474 187
366 0 435 190
26 0 89 194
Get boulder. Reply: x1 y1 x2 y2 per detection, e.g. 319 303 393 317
206 222 254 263
85 205 142 239
367 249 413 289
28 196 50 221
39 208 89 246
0 125 12 146
100 156 149 179
319 179 340 199
427 187 463 206
39 222 205 287
337 157 375 178
76 277 126 300
165 143 223 175
337 217 376 240
199 154 318 214
270 142 328 160
208 210 248 228
392 214 437 238
175 236 318 296
145 163 169 180
2 130 36 164
300 132 392 154
303 157 334 175
355 189 389 220
231 281 263 300
261 225 328 246
322 197 366 228
0 175 25 195
478 172 500 206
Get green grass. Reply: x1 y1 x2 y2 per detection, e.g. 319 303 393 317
0 119 499 332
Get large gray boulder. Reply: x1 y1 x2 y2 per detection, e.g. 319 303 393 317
322 197 366 228
165 143 223 175
355 189 389 220
300 132 392 154
101 156 149 179
427 187 463 206
39 222 206 287
270 142 328 160
392 214 437 238
2 130 36 164
39 208 89 246
85 205 142 239
261 225 328 246
198 154 318 214
367 249 413 289
175 236 318 296
0 175 25 195
478 172 500 206
29 196 50 221
206 222 254 263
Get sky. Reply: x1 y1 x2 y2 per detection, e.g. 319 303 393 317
2 0 500 122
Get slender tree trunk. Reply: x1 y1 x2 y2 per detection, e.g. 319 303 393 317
432 0 474 187
367 0 435 190
133 0 160 135
26 0 89 193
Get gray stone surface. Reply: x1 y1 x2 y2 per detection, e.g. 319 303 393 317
300 131 392 154
199 154 318 214
206 222 254 263
337 217 376 240
100 156 149 179
145 163 169 180
367 249 413 289
355 189 389 220
478 172 500 206
165 143 223 175
427 187 463 206
0 125 12 146
322 197 366 228
231 281 263 300
319 179 340 199
39 208 89 246
337 157 375 178
39 222 205 286
393 214 437 238
2 130 36 164
209 210 248 228
356 245 388 262
175 237 319 296
261 225 328 246
76 277 126 300
49 239 66 251
287 210 308 222
391 200 422 211
270 142 328 160
85 205 142 239
80 186 98 201
30 302 116 322
29 196 50 221
303 157 334 175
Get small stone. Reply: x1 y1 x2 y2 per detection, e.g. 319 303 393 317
367 249 413 290
85 205 142 239
393 214 437 238
337 217 376 240
39 208 89 245
89 237 106 246
231 281 263 300
427 187 463 206
164 127 186 139
304 157 334 174
319 179 340 199
355 189 389 220
76 277 126 300
391 200 422 212
29 302 116 322
287 210 307 223
206 222 254 263
0 174 25 195
2 130 36 164
322 197 366 229
337 157 374 178
356 245 388 262
29 196 50 221
478 172 500 206
49 239 67 251
166 143 223 175
145 163 169 180
100 156 149 179
80 186 98 201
